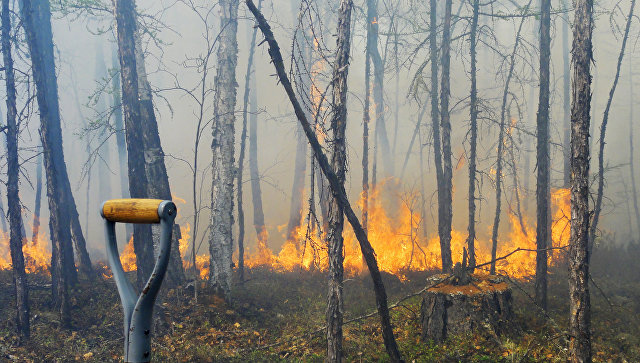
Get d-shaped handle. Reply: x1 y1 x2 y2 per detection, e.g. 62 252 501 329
102 199 176 363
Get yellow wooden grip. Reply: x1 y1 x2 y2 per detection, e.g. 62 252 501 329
101 199 164 224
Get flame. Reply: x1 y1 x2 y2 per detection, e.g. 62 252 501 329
119 236 137 272
243 181 570 280
0 224 51 275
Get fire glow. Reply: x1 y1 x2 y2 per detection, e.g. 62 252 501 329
0 227 51 275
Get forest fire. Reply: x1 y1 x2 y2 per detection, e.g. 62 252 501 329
0 228 51 275
243 181 570 280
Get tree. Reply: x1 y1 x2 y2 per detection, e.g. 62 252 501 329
21 0 93 324
238 0 263 281
2 0 29 339
439 0 454 273
535 0 551 310
466 0 480 272
590 0 636 249
569 0 593 360
562 0 571 188
209 0 239 301
368 0 393 176
113 0 155 288
326 1 352 360
134 22 185 285
245 2 402 360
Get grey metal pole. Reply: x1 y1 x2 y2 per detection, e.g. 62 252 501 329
102 199 176 362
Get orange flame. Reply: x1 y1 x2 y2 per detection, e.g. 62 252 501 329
0 224 51 275
243 180 570 280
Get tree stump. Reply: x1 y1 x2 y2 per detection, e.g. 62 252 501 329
420 274 513 343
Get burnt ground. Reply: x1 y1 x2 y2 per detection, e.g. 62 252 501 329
0 243 639 362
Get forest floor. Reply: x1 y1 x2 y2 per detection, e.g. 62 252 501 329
0 243 639 362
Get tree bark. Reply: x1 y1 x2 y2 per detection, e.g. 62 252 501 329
245 2 403 360
113 0 155 289
3 0 30 339
535 0 551 311
368 0 393 176
362 0 373 234
238 0 262 281
467 0 480 272
439 0 454 274
209 0 239 301
326 2 352 360
569 1 593 361
20 0 74 325
562 0 571 188
134 24 185 286
590 0 635 249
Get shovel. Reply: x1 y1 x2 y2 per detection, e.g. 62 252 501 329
101 199 176 363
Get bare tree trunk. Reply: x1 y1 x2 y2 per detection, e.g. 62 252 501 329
590 0 635 249
569 1 593 361
113 0 155 289
31 154 42 245
368 0 393 176
490 1 529 275
249 45 266 255
535 0 551 311
326 2 352 360
362 19 371 234
467 0 480 272
3 0 29 339
20 0 74 325
238 0 262 281
629 61 640 238
209 0 239 301
428 0 445 273
111 44 132 240
562 0 571 188
134 25 185 286
439 0 454 274
246 2 403 360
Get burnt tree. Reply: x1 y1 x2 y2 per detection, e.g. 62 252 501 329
326 1 352 360
569 0 593 361
2 0 29 339
535 0 551 311
113 0 155 288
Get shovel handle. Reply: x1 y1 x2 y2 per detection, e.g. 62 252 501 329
101 199 166 224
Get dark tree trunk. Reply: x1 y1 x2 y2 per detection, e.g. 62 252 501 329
245 2 403 360
3 0 29 339
238 0 262 281
113 0 155 288
209 0 239 301
467 0 479 272
439 0 453 274
569 0 593 361
428 0 445 273
326 2 352 360
562 0 571 188
368 0 392 176
20 0 75 325
590 0 635 249
134 27 185 286
535 0 551 311
31 154 42 245
362 0 373 233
